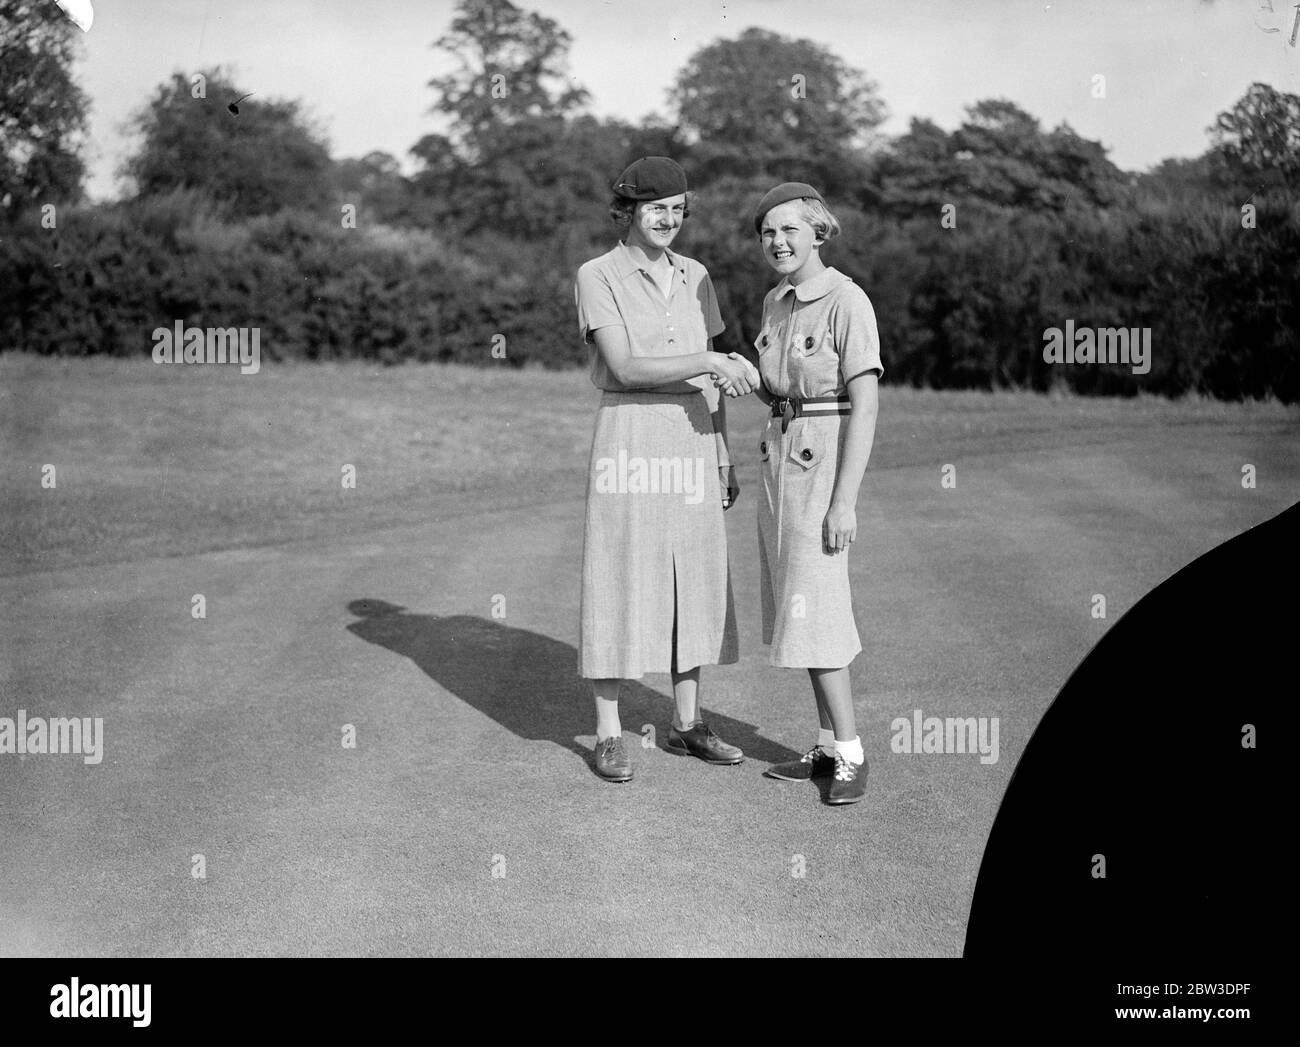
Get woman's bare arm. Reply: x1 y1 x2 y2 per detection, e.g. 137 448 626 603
823 373 879 552
591 326 754 393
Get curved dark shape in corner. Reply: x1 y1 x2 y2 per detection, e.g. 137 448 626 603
965 502 1293 961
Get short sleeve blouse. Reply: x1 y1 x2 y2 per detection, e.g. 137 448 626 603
753 267 883 400
575 241 725 392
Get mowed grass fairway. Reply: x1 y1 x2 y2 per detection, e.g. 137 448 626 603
1 355 1296 956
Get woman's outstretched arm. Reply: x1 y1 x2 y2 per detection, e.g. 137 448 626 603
591 325 756 393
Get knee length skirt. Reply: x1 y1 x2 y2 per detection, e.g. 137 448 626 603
579 390 739 679
757 413 863 668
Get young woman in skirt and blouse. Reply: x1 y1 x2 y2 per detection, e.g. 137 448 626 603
574 156 761 783
749 182 882 805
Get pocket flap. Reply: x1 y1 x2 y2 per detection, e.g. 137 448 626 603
786 424 826 470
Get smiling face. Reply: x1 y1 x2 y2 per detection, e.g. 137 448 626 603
759 199 823 278
625 194 687 252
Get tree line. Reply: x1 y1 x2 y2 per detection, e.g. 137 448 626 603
1 0 1296 400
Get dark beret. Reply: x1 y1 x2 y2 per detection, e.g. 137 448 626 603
753 181 825 234
612 156 688 201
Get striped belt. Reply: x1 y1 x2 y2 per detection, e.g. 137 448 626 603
770 394 852 433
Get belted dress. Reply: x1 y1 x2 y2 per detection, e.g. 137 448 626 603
753 266 883 668
574 241 739 679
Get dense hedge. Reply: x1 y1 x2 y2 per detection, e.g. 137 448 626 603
688 178 1299 401
0 190 585 368
1 186 1296 400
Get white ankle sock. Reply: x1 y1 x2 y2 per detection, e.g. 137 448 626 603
817 728 835 751
834 736 864 765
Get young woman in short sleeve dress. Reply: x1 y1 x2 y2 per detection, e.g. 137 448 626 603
749 182 883 805
573 156 761 783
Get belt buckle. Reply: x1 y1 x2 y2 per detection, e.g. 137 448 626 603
780 399 795 434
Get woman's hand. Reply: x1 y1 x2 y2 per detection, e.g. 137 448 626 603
709 352 758 397
720 465 739 510
823 500 856 553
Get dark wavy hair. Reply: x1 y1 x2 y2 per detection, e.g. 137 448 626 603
609 194 692 227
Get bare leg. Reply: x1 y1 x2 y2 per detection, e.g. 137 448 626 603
668 581 701 729
671 666 701 729
809 666 855 741
809 668 834 733
593 679 622 741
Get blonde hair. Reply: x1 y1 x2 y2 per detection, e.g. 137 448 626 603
801 199 841 241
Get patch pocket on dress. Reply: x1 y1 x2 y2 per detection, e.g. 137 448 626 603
787 424 827 471
794 328 832 357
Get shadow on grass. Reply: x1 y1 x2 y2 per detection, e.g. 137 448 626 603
345 598 799 773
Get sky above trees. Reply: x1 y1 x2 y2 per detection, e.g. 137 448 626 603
4 0 1295 400
65 0 1300 200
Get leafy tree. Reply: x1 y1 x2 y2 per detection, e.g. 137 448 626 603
668 27 885 194
424 0 588 158
865 117 954 215
1133 155 1222 205
412 0 625 241
414 112 632 245
873 100 1125 217
1208 81 1300 191
335 151 413 225
120 67 333 215
0 0 89 214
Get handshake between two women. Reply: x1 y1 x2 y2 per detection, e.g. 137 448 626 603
709 351 762 398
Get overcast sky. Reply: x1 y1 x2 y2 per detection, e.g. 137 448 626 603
70 0 1300 200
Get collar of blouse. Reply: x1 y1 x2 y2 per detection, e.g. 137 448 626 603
773 266 848 304
613 240 686 282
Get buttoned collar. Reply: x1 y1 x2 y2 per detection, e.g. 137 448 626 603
773 266 848 303
613 239 686 282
